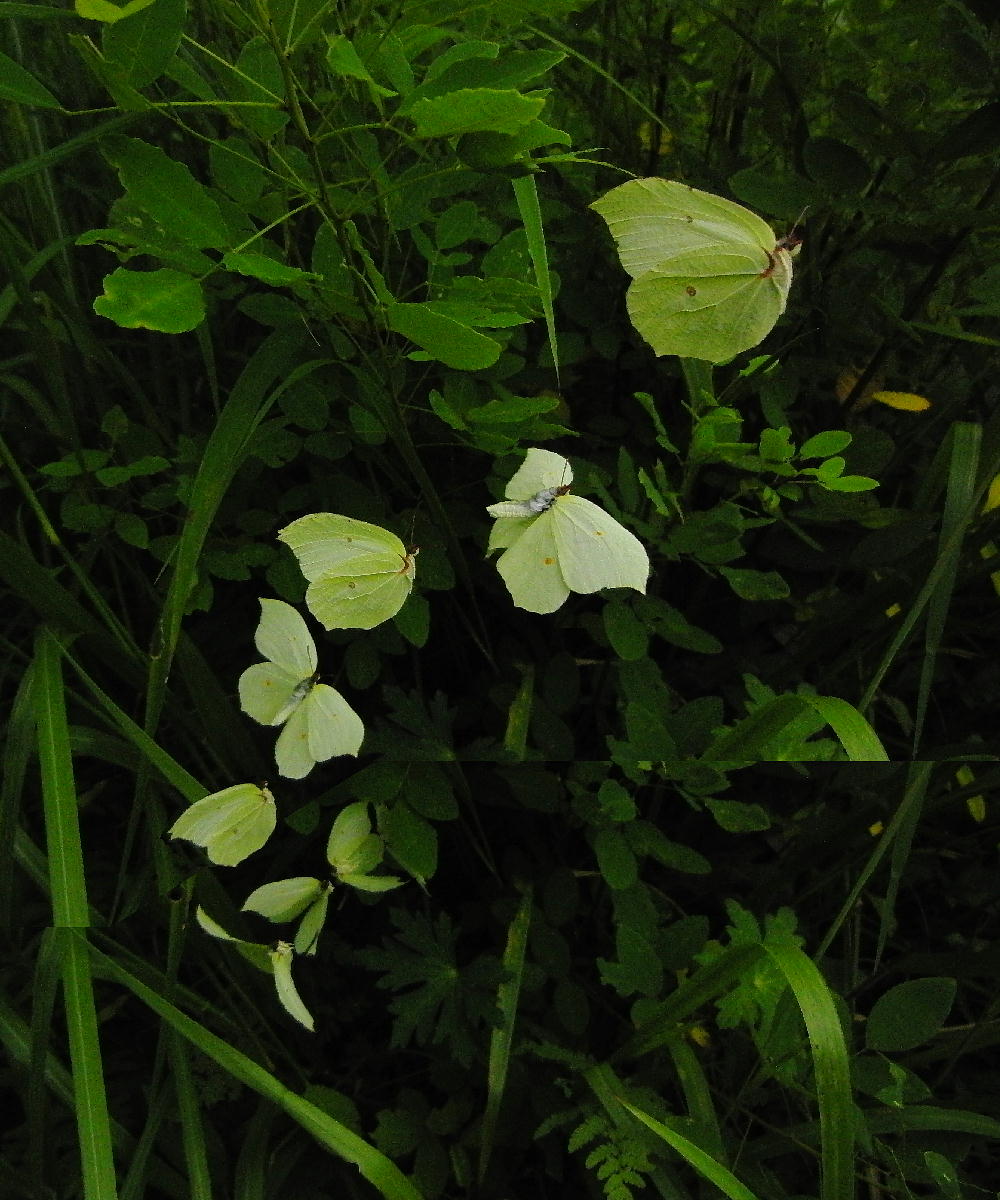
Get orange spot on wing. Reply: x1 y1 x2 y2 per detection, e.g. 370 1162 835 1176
542 556 555 566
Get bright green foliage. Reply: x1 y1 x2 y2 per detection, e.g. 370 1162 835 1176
487 448 650 612
278 515 416 631
591 178 796 363
168 782 277 866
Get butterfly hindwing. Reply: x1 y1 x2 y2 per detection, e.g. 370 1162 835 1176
494 508 569 615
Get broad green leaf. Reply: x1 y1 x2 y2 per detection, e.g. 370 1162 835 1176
103 0 185 89
326 33 394 96
76 0 155 21
382 803 437 885
223 251 319 286
231 36 287 138
705 799 771 832
0 50 61 108
104 137 228 249
718 566 790 601
593 828 638 890
387 302 502 369
93 267 205 332
866 977 956 1051
409 88 545 138
603 599 648 660
800 430 853 458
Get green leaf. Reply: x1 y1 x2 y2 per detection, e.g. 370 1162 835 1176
386 302 501 370
231 36 287 138
0 49 62 108
103 0 185 89
114 511 148 547
617 1098 760 1200
718 566 790 601
223 250 319 287
866 978 956 1051
799 694 889 761
800 430 853 459
802 136 870 193
326 33 395 97
76 0 155 21
93 267 205 332
104 137 228 249
705 799 771 832
382 803 437 885
408 88 545 138
820 474 879 493
603 599 648 660
594 828 638 891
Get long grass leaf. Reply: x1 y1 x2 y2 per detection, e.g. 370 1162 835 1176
801 695 889 761
618 1099 760 1200
60 929 120 1200
512 173 559 387
35 627 89 928
89 940 426 1200
34 629 119 1194
913 422 979 753
145 331 307 739
763 938 854 1200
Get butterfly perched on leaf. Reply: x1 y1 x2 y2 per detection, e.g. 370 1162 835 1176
591 178 799 363
278 514 416 631
487 448 649 614
238 599 364 778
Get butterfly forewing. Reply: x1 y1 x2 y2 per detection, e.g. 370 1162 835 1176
278 514 406 581
255 598 317 680
495 508 570 615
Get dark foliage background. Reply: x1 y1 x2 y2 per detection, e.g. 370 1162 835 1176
2 1 1000 1197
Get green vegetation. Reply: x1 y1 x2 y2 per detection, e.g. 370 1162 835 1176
2 0 999 1197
